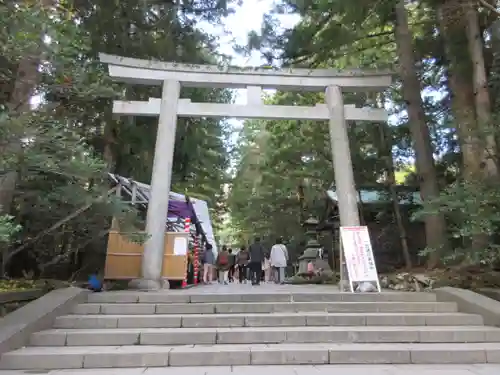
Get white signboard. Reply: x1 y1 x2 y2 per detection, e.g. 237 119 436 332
173 237 188 256
339 226 380 292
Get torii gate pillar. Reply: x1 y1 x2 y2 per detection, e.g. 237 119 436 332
129 80 180 291
325 85 360 227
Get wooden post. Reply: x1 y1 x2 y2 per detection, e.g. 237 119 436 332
182 217 190 288
193 235 199 285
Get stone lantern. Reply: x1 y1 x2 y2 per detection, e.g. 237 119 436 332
297 216 322 274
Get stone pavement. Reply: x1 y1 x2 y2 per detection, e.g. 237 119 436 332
1 364 500 374
172 282 343 294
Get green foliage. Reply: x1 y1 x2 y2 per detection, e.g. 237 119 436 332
228 90 402 248
0 215 21 245
0 1 141 246
416 180 500 265
0 0 235 277
228 0 500 269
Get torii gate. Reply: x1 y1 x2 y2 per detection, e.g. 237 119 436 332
99 53 392 290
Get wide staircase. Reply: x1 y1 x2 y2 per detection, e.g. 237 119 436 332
2 285 500 369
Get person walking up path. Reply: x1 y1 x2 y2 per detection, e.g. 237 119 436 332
236 245 250 283
270 238 288 284
248 237 265 286
228 248 236 282
216 245 231 285
202 243 215 284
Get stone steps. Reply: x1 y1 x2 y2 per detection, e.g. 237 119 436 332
74 301 459 315
30 326 500 346
3 342 500 369
53 312 484 328
2 289 500 369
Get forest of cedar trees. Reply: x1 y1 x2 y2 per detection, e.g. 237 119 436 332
1 0 500 290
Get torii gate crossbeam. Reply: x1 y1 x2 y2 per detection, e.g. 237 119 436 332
99 53 393 290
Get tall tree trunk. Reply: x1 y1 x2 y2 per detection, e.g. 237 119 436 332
489 19 500 112
465 3 498 176
394 0 450 268
356 191 366 226
374 92 412 269
0 0 52 215
376 120 412 269
0 38 42 276
449 73 483 177
438 1 495 255
0 57 38 214
438 4 482 179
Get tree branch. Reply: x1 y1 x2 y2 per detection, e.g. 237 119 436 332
39 229 109 275
478 0 500 16
5 186 117 265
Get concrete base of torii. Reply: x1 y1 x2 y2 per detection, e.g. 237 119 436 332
128 278 170 291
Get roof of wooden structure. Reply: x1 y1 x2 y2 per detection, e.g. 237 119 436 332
315 186 422 231
326 188 422 205
108 173 216 249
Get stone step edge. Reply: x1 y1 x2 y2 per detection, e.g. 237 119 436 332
55 312 484 328
30 325 500 347
74 302 458 315
60 312 480 318
80 301 450 306
87 292 438 304
3 343 500 369
35 325 498 333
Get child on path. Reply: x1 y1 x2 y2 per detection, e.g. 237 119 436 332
262 254 271 283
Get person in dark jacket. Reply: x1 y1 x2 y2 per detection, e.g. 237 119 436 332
248 237 265 285
236 245 250 283
228 248 236 282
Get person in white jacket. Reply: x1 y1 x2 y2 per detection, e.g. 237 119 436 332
270 238 288 284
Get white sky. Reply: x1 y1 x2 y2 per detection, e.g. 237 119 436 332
200 0 299 142
207 0 299 80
